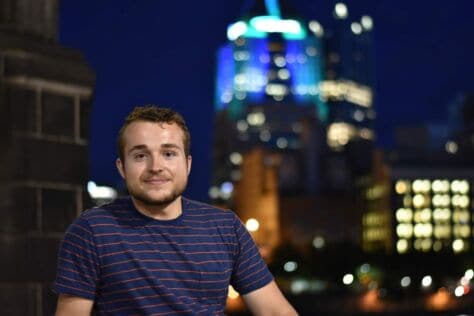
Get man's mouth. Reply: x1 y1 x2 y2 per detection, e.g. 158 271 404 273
144 178 170 185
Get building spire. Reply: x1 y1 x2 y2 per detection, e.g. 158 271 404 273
264 0 281 17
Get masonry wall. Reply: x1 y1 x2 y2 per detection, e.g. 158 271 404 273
0 2 95 313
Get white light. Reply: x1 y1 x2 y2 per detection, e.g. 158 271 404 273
277 69 290 80
284 261 298 272
334 3 348 19
464 269 474 280
273 55 287 67
360 263 370 273
87 181 118 200
361 15 373 30
251 17 303 35
229 152 243 165
247 112 266 126
237 120 248 132
220 182 234 199
312 236 325 249
290 279 308 294
265 83 288 96
227 21 248 41
445 141 458 154
308 20 324 37
421 275 432 288
401 276 411 288
259 130 271 142
455 285 465 297
343 274 354 285
353 109 364 122
276 137 288 149
245 218 259 232
351 22 362 35
453 239 465 252
397 239 408 253
208 186 220 199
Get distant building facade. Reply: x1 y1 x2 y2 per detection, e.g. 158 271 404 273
362 98 474 254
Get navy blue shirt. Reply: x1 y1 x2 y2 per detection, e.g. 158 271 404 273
54 197 273 315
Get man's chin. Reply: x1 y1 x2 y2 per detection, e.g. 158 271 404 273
131 191 182 207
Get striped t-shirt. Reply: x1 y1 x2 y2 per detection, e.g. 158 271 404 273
53 197 273 315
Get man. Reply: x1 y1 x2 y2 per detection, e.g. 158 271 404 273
54 106 298 315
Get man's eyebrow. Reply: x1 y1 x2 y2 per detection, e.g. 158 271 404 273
161 143 182 150
127 144 147 153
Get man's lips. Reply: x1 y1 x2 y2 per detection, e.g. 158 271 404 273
143 178 170 184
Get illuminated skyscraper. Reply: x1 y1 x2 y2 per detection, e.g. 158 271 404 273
212 0 376 249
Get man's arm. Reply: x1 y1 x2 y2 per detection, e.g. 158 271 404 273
55 294 94 316
242 280 298 316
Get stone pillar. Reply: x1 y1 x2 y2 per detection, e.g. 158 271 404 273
0 1 95 315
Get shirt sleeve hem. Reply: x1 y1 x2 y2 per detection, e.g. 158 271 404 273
237 274 274 295
52 284 96 301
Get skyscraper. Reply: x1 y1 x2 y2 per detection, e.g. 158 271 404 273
212 0 376 250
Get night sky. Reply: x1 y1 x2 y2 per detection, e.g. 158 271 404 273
59 0 474 201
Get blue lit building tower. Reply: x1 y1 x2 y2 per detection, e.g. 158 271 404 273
213 0 326 201
212 1 377 249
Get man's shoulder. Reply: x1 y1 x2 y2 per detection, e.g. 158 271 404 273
79 196 133 222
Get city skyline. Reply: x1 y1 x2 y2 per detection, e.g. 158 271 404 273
60 0 474 200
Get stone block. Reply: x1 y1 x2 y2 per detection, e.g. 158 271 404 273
0 186 37 233
15 137 88 184
41 92 74 137
41 188 77 233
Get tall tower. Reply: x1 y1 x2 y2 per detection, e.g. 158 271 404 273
0 1 95 314
212 0 326 254
212 1 376 250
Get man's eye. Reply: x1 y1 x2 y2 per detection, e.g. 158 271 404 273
134 153 146 159
163 151 177 158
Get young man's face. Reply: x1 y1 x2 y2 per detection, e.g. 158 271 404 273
116 121 192 207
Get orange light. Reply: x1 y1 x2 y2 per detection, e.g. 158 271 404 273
360 289 383 312
426 287 452 311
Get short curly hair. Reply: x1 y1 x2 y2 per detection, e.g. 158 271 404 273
117 105 191 161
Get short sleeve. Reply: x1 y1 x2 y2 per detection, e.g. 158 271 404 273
230 214 274 295
53 214 99 300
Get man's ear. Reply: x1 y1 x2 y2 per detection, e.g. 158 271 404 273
116 158 125 179
186 155 192 176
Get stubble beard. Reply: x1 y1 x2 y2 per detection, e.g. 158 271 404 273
127 179 188 208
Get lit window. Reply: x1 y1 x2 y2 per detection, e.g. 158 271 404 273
273 55 286 67
277 69 290 80
397 239 408 253
395 180 409 194
452 239 465 253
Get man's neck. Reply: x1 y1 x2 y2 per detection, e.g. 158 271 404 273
131 196 183 220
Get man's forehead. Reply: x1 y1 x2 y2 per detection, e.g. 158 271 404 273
123 121 185 147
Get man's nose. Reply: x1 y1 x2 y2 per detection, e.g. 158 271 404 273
148 154 164 172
